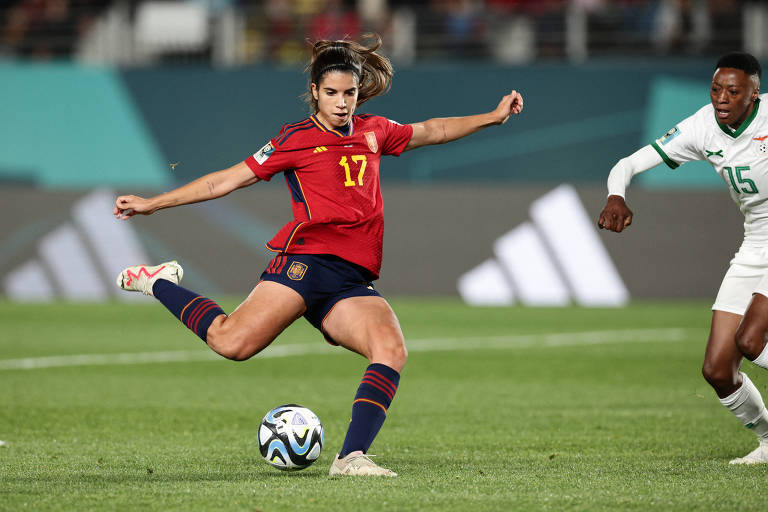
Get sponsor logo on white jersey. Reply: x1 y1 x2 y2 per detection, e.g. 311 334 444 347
754 135 768 154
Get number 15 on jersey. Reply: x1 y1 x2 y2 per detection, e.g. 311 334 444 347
725 165 759 194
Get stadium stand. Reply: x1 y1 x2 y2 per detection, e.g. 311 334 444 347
0 0 757 65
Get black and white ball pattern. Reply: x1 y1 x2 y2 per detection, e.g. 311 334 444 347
258 404 324 471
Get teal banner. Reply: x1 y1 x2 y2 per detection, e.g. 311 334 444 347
639 76 723 188
0 61 720 188
0 64 171 188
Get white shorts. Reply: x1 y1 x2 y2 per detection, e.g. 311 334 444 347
713 247 768 315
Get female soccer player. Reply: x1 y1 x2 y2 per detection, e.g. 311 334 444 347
598 52 768 464
114 35 524 476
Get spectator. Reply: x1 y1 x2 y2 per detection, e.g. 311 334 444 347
309 0 361 42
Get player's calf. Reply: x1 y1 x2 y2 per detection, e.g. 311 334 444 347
719 372 768 459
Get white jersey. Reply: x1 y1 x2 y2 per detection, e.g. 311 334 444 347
652 94 768 247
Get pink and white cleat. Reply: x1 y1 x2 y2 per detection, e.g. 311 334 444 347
116 261 183 296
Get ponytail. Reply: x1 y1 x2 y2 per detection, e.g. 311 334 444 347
304 33 393 111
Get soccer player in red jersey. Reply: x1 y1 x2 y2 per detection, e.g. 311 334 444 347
114 35 523 476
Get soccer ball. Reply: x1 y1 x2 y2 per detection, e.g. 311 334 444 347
258 404 324 471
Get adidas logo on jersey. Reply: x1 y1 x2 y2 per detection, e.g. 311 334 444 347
313 146 328 153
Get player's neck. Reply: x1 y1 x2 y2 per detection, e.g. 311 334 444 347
727 101 758 131
313 113 352 135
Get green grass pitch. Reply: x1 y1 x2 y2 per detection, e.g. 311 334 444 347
1 299 767 511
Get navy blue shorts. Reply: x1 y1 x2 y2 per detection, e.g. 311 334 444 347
259 254 381 344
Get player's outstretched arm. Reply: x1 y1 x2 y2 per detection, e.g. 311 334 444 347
597 145 662 233
403 90 523 151
114 161 259 220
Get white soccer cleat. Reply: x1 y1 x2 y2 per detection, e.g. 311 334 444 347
328 451 397 477
116 261 183 296
729 441 768 465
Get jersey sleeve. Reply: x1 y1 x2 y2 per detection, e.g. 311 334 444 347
650 113 704 169
380 118 414 156
244 137 294 181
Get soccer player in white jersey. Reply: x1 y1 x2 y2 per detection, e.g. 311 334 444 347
598 52 768 464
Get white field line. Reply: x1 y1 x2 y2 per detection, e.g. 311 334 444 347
0 328 693 371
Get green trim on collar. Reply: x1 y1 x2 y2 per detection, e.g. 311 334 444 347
715 98 760 138
651 141 680 169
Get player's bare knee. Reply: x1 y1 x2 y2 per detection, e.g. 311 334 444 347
734 325 766 360
218 338 251 361
387 342 408 367
395 343 408 369
206 322 258 361
205 330 238 360
372 337 407 370
701 361 738 391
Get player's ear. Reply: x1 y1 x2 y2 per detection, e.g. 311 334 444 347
311 83 319 101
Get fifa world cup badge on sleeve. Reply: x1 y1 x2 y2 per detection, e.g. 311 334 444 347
287 262 308 281
659 126 680 146
254 142 275 164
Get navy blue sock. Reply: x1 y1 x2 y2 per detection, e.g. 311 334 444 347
339 363 400 457
152 279 225 343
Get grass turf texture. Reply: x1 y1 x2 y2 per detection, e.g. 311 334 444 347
1 299 767 511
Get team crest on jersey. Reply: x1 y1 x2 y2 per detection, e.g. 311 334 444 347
364 131 378 153
754 135 768 153
659 126 680 146
287 261 308 281
254 142 275 164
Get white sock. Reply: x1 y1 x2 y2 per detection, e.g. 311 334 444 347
753 342 768 369
719 372 768 441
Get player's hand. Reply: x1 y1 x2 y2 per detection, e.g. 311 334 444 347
598 195 633 233
493 90 524 125
114 195 157 220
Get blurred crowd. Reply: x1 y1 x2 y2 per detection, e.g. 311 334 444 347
0 0 750 64
1 0 109 58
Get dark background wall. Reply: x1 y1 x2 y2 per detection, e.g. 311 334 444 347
0 185 743 299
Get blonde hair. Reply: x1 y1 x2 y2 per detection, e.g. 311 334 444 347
304 33 393 111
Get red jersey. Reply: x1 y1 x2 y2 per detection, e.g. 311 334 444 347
244 114 413 279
